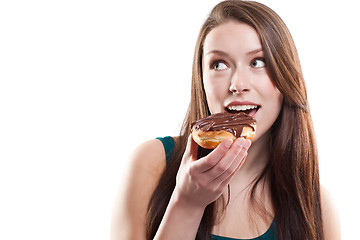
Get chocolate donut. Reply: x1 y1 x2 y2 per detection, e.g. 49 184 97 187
191 112 256 149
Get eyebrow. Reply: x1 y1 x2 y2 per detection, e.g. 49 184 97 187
205 48 263 56
246 48 263 55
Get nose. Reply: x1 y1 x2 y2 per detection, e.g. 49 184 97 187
229 70 250 94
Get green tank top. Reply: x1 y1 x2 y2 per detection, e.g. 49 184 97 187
156 136 277 240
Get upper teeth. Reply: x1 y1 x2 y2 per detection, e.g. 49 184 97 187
228 105 258 111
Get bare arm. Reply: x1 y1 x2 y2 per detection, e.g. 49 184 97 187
110 139 166 240
321 185 341 240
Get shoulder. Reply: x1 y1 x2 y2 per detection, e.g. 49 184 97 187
123 138 170 198
110 139 167 239
320 185 341 240
128 136 180 183
130 138 168 175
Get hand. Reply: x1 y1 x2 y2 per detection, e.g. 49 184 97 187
174 134 251 209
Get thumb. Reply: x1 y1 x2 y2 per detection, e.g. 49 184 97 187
183 134 198 163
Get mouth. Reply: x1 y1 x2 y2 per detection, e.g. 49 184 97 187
225 104 260 117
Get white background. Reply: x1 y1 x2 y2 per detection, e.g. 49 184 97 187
1 0 359 239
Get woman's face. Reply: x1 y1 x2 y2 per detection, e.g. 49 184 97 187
202 21 283 141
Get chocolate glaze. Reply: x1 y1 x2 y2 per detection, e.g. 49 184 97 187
191 112 256 137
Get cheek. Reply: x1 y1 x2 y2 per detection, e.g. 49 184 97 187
260 78 282 105
204 79 225 99
203 74 229 113
263 85 283 125
257 79 283 121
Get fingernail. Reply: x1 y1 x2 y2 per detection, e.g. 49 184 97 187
235 138 244 147
243 139 251 149
223 139 232 148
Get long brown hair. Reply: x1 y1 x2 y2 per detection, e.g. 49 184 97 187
146 1 323 239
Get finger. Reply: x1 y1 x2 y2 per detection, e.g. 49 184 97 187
217 151 248 191
189 135 199 159
217 145 248 184
191 138 233 173
182 134 198 163
226 138 250 173
206 137 249 180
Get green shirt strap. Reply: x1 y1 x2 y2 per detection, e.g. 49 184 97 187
156 136 175 165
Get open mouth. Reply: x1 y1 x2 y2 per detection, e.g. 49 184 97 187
225 104 260 117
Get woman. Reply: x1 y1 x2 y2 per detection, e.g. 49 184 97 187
111 1 340 239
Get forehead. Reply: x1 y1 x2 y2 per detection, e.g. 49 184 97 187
203 21 262 55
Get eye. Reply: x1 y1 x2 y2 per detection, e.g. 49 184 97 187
250 58 265 68
211 60 229 71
